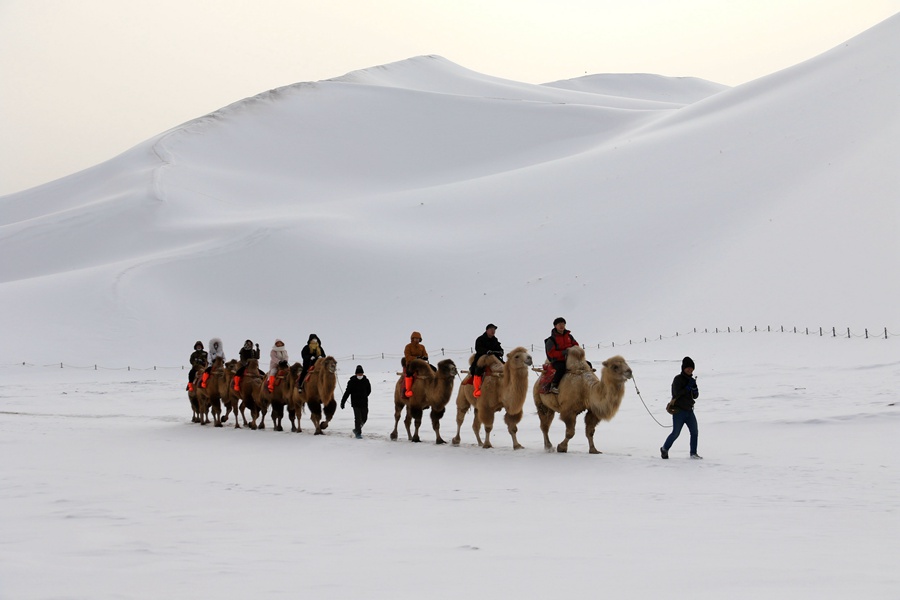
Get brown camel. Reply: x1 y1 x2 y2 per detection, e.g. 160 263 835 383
249 362 300 431
188 357 208 423
391 358 458 444
288 356 338 435
196 357 230 427
452 346 533 449
229 357 264 429
532 347 633 454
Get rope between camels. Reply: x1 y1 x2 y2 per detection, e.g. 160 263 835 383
631 375 672 428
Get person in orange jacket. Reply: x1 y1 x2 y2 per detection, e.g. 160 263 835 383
403 331 428 398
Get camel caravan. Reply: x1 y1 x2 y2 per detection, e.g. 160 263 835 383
184 324 640 455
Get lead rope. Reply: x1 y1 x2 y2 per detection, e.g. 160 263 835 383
631 375 672 428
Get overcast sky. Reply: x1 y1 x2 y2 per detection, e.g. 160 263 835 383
1 0 897 196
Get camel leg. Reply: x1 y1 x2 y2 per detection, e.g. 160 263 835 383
536 401 555 451
258 408 267 430
557 413 577 453
480 407 497 449
390 401 403 441
471 408 484 447
409 406 423 442
288 407 297 432
212 399 223 428
505 410 524 450
431 407 446 445
320 400 336 431
249 407 259 430
309 401 324 435
584 411 602 454
452 396 470 446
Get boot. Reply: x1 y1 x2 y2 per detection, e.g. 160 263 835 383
233 376 241 392
201 372 210 389
473 375 483 398
404 376 413 398
267 375 275 393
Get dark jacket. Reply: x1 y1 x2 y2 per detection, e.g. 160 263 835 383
671 372 699 411
239 343 260 364
301 336 325 369
341 375 372 406
473 332 504 367
545 329 578 362
190 349 208 369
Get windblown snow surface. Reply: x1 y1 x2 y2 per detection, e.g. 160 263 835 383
0 13 898 600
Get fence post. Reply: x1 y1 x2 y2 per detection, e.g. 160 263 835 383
847 328 850 338
833 327 836 337
60 363 63 368
886 327 889 340
865 329 869 339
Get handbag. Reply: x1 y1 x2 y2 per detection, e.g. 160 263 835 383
666 398 677 415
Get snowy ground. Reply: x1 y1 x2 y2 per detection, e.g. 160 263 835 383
2 333 897 599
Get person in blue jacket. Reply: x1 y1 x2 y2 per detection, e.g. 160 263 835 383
660 356 702 459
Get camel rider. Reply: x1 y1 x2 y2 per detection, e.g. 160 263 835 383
201 337 225 388
298 334 325 392
187 341 207 391
233 339 262 391
545 318 578 394
267 339 290 392
403 331 428 398
471 323 503 398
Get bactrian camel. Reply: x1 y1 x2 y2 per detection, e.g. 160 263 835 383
288 355 338 435
391 358 458 444
532 347 633 454
452 346 533 449
196 357 230 427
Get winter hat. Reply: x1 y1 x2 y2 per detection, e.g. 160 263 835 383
411 331 422 341
682 356 695 370
244 339 253 348
355 365 364 375
553 317 566 326
194 341 204 350
307 334 319 344
486 323 497 330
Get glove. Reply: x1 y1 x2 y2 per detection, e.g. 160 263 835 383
340 401 346 409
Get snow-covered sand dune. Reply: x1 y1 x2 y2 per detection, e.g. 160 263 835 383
1 16 897 365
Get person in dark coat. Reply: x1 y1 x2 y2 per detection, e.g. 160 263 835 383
298 334 325 392
471 323 504 397
187 341 207 391
660 356 701 459
341 365 371 438
544 317 578 393
233 339 262 391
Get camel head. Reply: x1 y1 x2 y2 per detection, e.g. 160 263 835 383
319 356 337 374
601 355 633 383
246 358 259 373
436 359 458 378
506 346 533 368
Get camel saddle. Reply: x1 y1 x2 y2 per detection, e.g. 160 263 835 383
461 364 497 386
537 363 556 394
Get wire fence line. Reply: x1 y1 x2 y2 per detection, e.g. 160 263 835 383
2 325 895 373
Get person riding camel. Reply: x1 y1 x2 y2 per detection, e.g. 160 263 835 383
233 339 261 392
267 339 289 392
187 341 207 392
545 318 578 394
471 323 503 398
201 337 225 388
297 334 325 393
403 331 428 398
